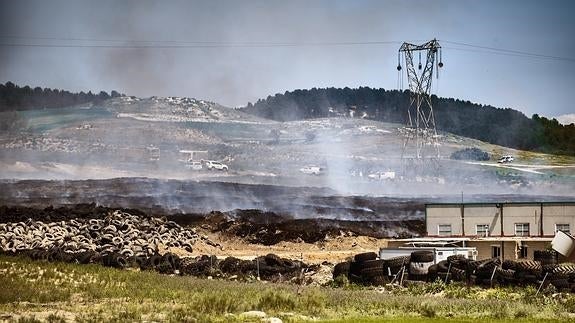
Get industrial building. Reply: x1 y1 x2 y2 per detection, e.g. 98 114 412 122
387 201 575 260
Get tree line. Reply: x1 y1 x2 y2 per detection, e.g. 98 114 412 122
0 82 123 112
241 87 575 156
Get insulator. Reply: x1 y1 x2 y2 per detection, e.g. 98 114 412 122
397 65 402 71
438 62 444 68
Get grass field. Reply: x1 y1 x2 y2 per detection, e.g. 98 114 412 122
1 255 575 322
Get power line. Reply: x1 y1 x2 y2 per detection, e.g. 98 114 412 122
441 40 575 63
0 35 574 63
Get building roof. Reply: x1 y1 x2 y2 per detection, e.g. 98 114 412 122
390 236 553 243
426 201 575 207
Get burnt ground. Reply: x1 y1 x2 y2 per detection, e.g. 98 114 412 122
0 177 570 245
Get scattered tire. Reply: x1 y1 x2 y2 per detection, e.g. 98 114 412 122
411 251 434 263
354 252 378 263
333 261 351 279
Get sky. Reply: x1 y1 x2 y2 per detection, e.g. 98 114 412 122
1 0 574 120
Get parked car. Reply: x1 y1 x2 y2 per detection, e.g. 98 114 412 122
205 160 228 171
368 171 396 180
299 165 322 175
185 161 203 170
498 155 514 163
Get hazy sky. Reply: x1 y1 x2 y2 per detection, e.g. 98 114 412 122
1 0 574 119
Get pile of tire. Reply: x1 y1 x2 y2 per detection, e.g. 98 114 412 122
0 246 182 274
430 255 500 285
0 210 198 258
179 253 307 281
332 252 411 286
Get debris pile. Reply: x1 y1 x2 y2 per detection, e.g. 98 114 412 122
180 254 313 282
334 250 575 292
0 210 198 262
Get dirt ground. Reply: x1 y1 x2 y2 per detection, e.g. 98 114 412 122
170 227 388 265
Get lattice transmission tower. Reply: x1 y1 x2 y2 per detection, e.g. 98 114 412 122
396 39 443 170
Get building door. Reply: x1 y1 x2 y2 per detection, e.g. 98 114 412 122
491 246 501 258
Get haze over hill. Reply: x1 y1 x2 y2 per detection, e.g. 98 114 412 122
241 87 575 156
0 83 573 198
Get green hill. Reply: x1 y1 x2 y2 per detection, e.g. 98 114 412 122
240 87 575 156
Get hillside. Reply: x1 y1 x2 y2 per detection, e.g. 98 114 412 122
240 87 575 156
0 82 123 112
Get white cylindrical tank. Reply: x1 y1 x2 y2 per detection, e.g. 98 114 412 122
551 230 575 257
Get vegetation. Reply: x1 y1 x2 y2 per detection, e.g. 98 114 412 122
450 148 490 161
1 255 575 322
241 87 575 155
0 82 123 112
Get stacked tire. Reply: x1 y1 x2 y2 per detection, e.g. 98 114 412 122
409 251 434 281
333 252 410 286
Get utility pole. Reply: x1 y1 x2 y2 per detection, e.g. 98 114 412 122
397 39 444 175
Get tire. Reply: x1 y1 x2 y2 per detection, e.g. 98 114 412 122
552 278 571 289
496 267 515 280
369 275 389 286
362 259 386 270
349 261 363 276
354 252 377 263
384 255 410 268
437 260 449 272
517 260 543 272
451 267 466 281
447 254 466 263
333 261 351 279
361 266 385 278
534 250 556 261
502 259 517 270
264 254 283 267
411 251 434 263
553 264 575 275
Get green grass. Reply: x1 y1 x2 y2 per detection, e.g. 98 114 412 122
1 255 575 322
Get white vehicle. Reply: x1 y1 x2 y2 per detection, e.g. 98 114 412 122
368 171 396 180
498 155 514 163
300 165 322 175
205 160 228 171
185 161 203 170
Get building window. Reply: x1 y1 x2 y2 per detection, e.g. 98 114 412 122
556 224 570 234
476 224 489 237
438 224 452 236
515 223 530 237
519 246 528 258
492 246 501 258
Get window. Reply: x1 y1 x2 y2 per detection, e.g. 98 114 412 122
556 224 570 234
515 223 530 237
476 224 489 237
519 246 528 258
492 246 501 258
438 224 452 236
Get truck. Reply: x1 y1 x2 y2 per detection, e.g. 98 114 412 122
205 160 228 171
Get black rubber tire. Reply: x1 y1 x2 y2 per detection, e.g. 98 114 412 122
369 275 389 286
451 267 466 281
534 250 556 262
362 259 386 270
361 266 385 278
447 254 466 264
550 278 569 289
354 252 378 263
496 267 515 280
384 255 410 268
333 261 351 279
502 259 517 270
264 254 283 266
411 251 434 263
516 260 542 271
553 264 575 275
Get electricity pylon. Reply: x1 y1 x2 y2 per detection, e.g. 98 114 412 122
397 39 443 172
